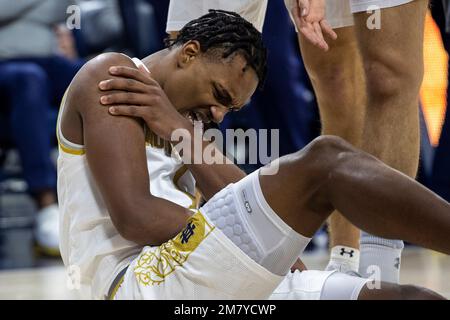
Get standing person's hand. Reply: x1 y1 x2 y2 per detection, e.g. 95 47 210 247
285 0 337 51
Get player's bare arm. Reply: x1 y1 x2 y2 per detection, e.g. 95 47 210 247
61 52 192 246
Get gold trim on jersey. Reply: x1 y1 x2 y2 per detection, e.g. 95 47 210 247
133 211 214 286
58 143 86 156
108 275 125 300
56 88 86 156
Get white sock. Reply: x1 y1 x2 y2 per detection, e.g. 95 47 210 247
325 245 360 274
359 232 404 284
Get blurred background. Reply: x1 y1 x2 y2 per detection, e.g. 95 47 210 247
0 0 449 299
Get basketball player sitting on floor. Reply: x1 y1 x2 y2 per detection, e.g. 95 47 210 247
57 10 449 300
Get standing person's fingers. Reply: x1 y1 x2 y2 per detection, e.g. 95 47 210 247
313 21 329 51
299 20 322 49
292 5 320 49
320 20 338 40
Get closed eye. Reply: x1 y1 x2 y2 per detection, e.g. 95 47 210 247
212 82 234 108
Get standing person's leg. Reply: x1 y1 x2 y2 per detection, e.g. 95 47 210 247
0 62 59 254
297 2 365 272
352 0 428 283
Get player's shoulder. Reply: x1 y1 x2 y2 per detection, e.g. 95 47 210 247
68 52 136 108
87 52 135 70
77 52 135 84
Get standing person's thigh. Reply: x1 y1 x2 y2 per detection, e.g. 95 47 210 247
353 0 428 104
352 0 428 176
299 26 365 145
294 0 364 138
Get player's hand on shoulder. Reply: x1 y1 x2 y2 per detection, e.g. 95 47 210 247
285 0 337 51
98 62 191 142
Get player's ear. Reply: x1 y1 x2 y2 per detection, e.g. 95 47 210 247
178 40 201 68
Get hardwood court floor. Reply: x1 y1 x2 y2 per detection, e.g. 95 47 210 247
0 248 448 300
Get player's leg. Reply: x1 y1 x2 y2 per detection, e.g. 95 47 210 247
298 15 364 270
258 135 450 255
352 0 429 282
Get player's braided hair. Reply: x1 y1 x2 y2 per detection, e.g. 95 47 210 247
165 9 268 88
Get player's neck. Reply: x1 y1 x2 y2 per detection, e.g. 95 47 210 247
141 49 170 89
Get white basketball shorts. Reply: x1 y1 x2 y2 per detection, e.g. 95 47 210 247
166 0 414 34
285 0 414 29
166 0 268 33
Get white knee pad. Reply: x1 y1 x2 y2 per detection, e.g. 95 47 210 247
201 170 311 276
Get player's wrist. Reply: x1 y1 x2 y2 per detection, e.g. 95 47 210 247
169 116 193 141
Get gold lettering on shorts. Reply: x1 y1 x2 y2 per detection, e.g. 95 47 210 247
133 211 214 286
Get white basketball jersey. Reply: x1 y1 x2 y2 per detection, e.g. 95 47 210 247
57 58 198 299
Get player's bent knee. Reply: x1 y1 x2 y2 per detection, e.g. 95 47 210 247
309 136 377 189
298 136 360 178
307 136 356 161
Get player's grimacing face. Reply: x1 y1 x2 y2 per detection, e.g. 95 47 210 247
163 48 259 125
